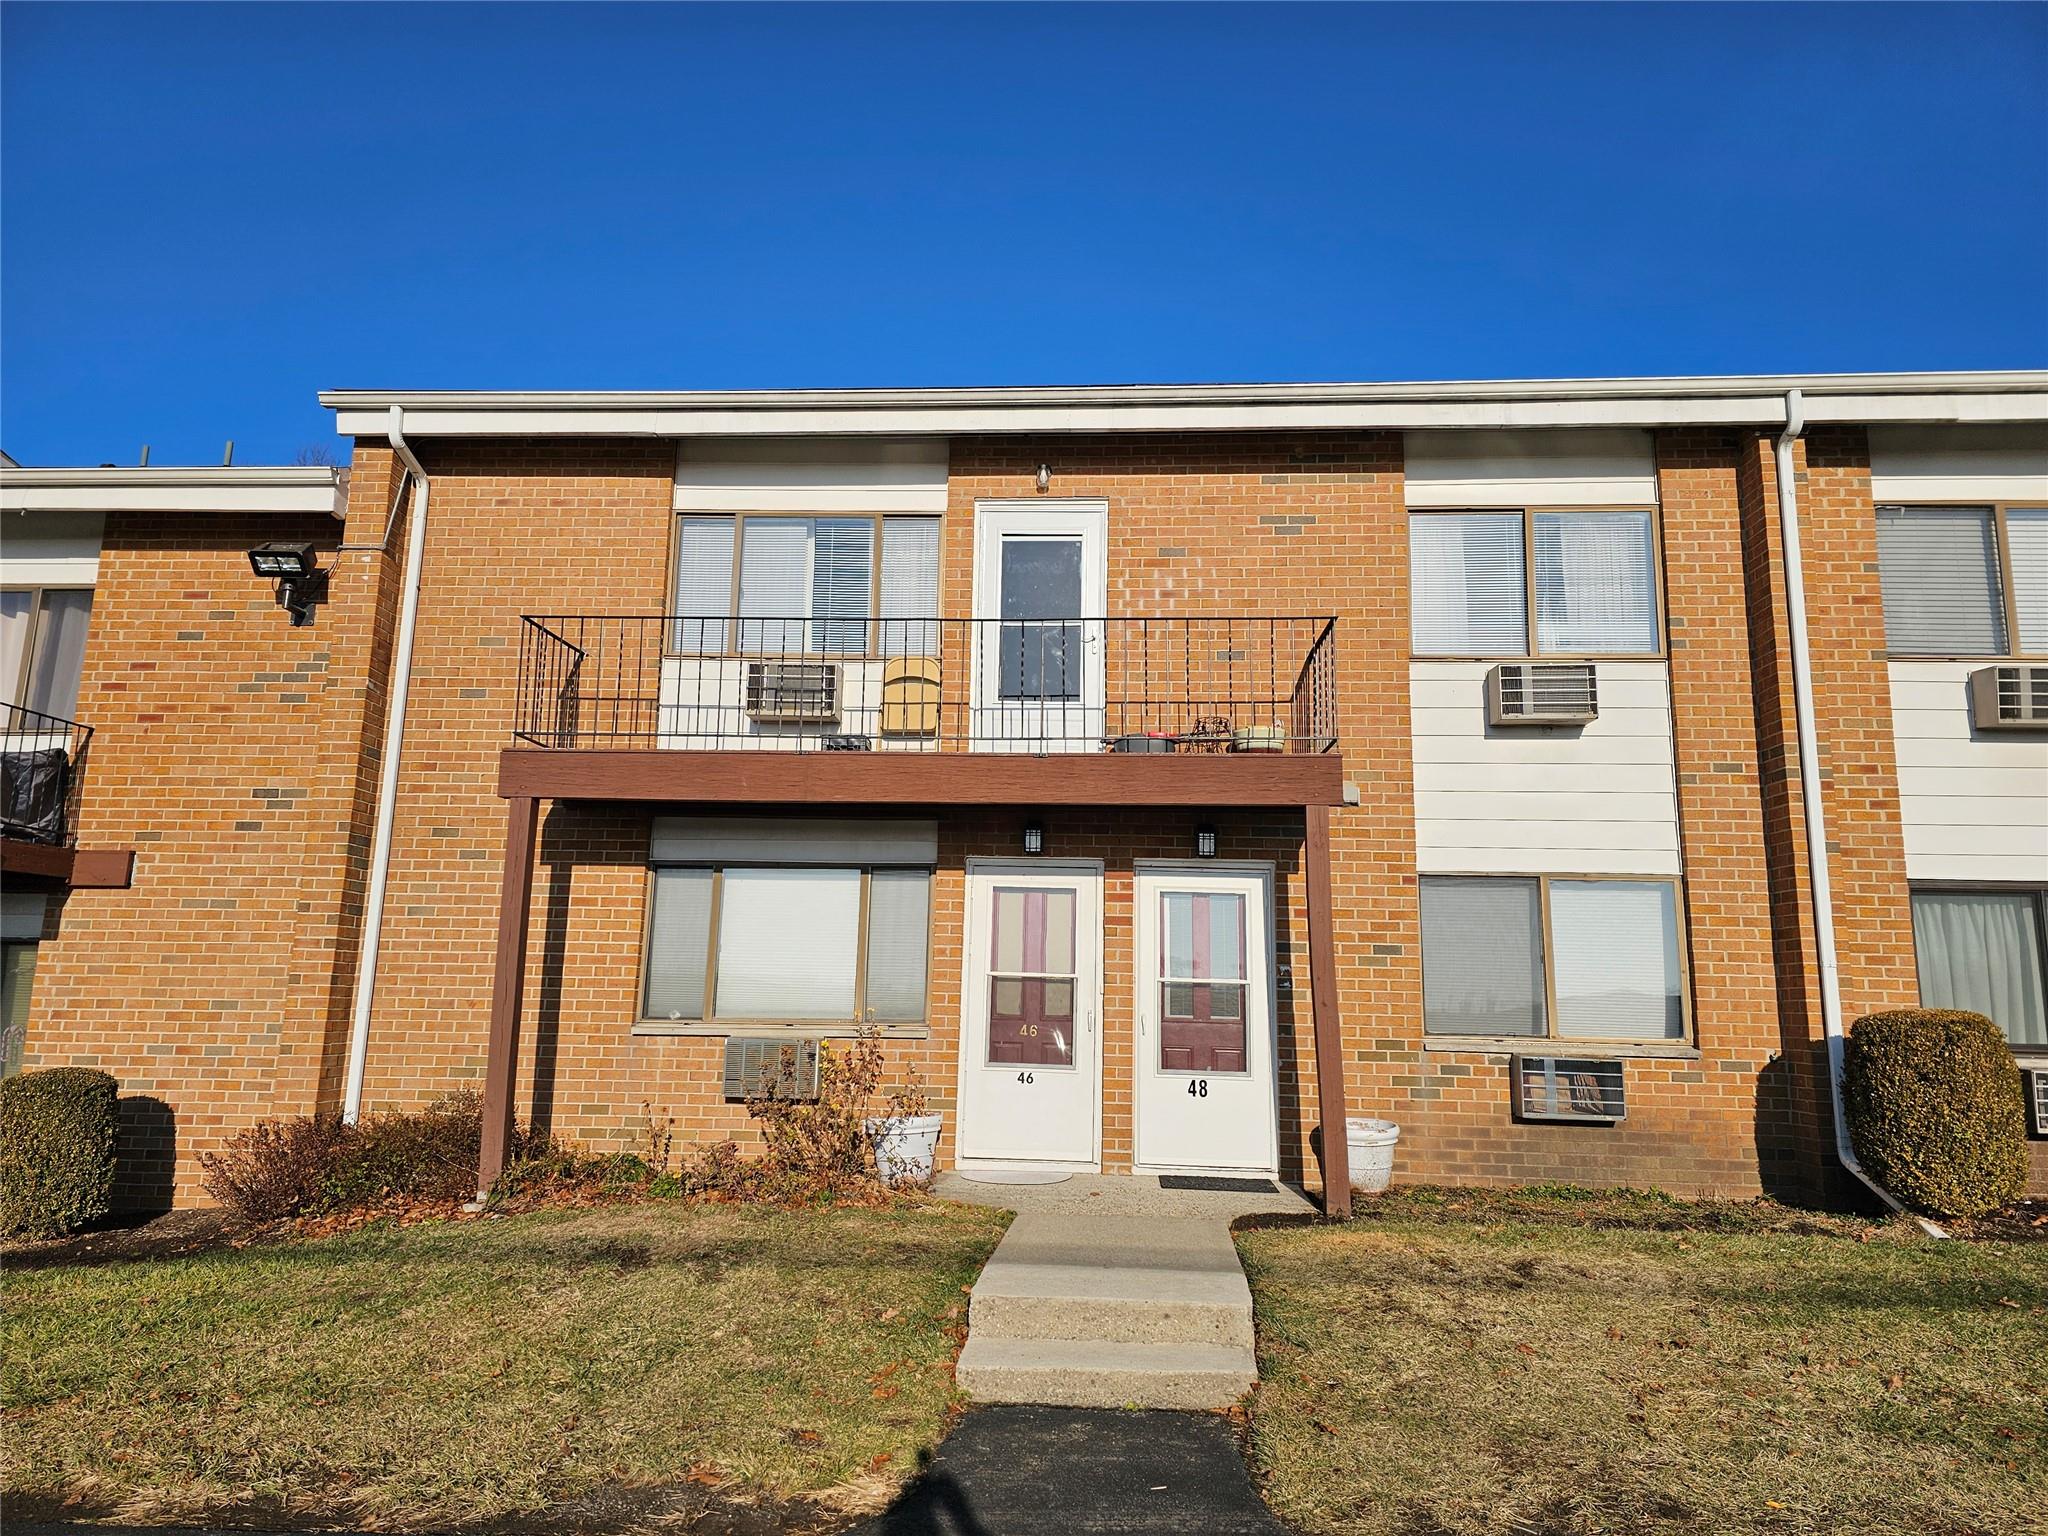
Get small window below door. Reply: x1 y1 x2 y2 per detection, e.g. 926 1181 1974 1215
987 885 1077 1067
1160 890 1248 1074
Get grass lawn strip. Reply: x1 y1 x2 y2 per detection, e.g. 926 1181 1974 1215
3 1200 1007 1530
1239 1189 2047 1536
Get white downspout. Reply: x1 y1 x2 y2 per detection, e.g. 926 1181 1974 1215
341 406 431 1123
1773 390 1934 1232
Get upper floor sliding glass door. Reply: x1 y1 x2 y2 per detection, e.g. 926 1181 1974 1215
971 501 1107 752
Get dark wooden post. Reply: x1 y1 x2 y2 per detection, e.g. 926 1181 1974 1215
1305 803 1352 1218
477 795 539 1199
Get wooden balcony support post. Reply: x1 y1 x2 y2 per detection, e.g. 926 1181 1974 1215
477 795 540 1200
1305 803 1352 1218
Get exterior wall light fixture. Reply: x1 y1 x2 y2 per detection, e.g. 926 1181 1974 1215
1195 824 1218 858
1022 818 1045 855
1035 463 1051 494
249 542 329 627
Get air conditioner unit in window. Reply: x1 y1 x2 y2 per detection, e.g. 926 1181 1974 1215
2028 1070 2048 1140
1488 662 1599 726
1968 665 2048 731
722 1037 821 1103
745 660 840 722
1514 1056 1626 1123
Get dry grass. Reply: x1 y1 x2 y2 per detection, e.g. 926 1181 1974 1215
3 1199 1007 1530
1239 1187 2048 1536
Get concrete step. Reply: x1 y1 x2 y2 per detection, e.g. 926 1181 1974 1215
958 1335 1258 1410
968 1210 1256 1348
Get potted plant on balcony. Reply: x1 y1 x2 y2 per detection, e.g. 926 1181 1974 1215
865 1070 942 1188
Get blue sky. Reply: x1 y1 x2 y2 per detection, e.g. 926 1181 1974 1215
3 2 2043 467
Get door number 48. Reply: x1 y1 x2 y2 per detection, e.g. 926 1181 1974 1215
1187 1079 1209 1098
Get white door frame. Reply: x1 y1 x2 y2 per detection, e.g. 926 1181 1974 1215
969 499 1109 752
1130 859 1282 1177
954 856 1106 1173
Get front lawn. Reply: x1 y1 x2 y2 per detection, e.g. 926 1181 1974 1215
3 1200 1008 1529
1239 1187 2047 1536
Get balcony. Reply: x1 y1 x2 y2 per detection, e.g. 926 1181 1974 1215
0 702 128 888
499 615 1344 808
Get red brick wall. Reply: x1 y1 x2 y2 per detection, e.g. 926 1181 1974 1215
22 506 369 1205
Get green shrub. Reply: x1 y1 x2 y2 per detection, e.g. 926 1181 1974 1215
0 1068 120 1238
1842 1009 2028 1218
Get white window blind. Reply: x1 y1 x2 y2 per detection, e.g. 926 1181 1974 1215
2007 508 2048 655
714 868 862 1019
672 517 734 653
643 867 714 1019
1911 888 2047 1048
737 518 809 654
879 517 941 657
1876 505 2007 655
1419 877 1546 1036
1549 879 1683 1041
0 592 31 710
1533 511 1658 654
865 870 931 1023
810 518 874 653
1410 514 1527 654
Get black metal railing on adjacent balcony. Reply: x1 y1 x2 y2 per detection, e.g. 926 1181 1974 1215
512 615 1339 755
0 703 93 846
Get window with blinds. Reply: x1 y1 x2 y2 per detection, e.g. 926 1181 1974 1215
1410 509 1658 657
2006 508 2048 655
1410 513 1527 654
1910 887 2048 1050
1876 505 2008 655
642 859 933 1026
1420 874 1688 1044
1 588 95 718
672 514 939 656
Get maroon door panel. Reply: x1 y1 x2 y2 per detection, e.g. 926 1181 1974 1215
1158 890 1248 1074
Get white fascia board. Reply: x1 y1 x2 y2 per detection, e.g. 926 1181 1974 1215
327 373 2048 439
0 466 345 517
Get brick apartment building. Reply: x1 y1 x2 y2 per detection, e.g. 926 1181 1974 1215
3 372 2044 1215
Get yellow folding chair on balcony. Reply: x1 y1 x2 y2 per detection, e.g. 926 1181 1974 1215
879 655 942 738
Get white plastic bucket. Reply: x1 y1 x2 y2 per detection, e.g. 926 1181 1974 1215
865 1114 944 1187
1345 1117 1400 1195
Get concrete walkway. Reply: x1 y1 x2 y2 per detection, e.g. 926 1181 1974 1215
846 1404 1288 1535
938 1172 1314 1410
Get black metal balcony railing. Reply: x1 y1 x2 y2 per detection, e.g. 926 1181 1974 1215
0 703 93 846
512 616 1338 755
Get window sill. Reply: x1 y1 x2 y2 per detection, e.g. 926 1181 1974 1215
1422 1036 1701 1061
1407 653 1668 664
633 1021 930 1041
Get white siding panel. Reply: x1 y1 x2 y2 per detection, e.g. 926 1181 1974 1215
675 437 949 513
2 510 103 585
1410 660 1681 875
1404 428 1657 508
1889 660 2048 881
1868 425 2048 504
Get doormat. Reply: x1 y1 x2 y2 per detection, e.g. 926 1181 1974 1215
1157 1175 1279 1193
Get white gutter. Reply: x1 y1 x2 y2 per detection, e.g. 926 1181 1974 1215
1773 389 1940 1235
341 407 431 1123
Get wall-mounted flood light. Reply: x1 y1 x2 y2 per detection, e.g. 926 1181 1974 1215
249 541 328 627
1022 818 1045 855
1195 824 1218 858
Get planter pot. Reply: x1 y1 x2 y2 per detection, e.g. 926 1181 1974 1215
866 1114 944 1187
1345 1117 1400 1195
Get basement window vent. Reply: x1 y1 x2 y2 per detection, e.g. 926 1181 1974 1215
2030 1070 2048 1141
1488 662 1599 726
745 661 841 723
1968 665 2048 731
1514 1056 1626 1123
721 1037 822 1103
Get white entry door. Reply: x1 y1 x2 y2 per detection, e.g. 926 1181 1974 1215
1133 863 1280 1175
971 501 1108 751
956 860 1103 1171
